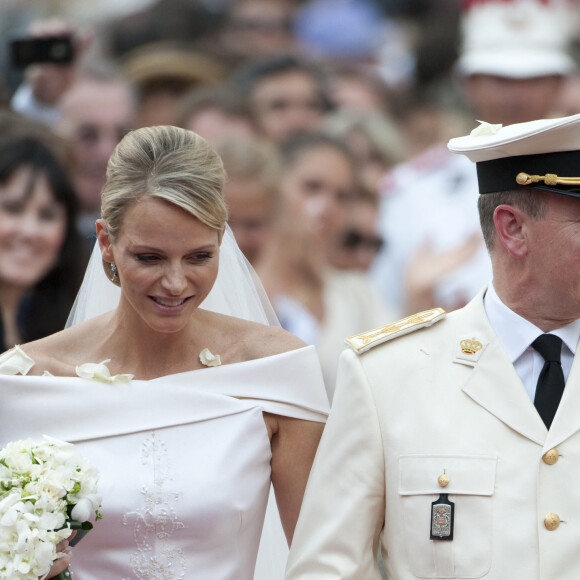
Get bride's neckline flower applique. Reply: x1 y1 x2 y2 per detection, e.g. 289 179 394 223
75 359 134 384
199 348 221 367
0 345 35 375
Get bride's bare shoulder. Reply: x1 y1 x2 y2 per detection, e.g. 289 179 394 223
17 316 108 376
202 310 307 361
246 321 306 358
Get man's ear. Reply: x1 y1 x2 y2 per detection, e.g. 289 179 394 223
493 204 528 259
96 219 114 262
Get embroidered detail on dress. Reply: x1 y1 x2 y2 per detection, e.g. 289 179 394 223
122 432 187 579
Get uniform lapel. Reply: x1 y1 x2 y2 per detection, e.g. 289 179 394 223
455 292 547 446
544 337 580 449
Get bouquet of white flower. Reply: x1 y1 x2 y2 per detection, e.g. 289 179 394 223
0 435 101 579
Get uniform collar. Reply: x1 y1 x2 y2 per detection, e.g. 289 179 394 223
484 281 580 362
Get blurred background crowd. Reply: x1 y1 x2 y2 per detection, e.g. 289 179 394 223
0 0 579 399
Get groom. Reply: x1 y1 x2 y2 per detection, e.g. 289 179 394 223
285 113 580 579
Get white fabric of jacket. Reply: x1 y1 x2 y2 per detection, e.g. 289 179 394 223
286 289 580 580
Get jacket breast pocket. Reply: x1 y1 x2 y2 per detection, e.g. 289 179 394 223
398 454 497 579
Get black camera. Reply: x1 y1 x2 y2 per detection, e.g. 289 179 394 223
10 35 74 67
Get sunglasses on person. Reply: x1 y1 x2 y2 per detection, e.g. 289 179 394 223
341 229 385 253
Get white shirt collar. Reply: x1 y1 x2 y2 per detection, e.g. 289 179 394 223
484 281 580 363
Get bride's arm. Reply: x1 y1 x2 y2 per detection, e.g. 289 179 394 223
267 413 324 544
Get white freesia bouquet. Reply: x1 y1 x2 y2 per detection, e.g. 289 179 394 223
0 436 101 579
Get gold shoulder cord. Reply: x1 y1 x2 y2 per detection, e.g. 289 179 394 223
516 172 580 186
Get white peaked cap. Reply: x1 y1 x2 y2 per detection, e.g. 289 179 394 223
456 0 577 78
448 114 580 162
448 114 580 195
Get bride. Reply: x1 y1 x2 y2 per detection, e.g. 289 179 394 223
0 125 328 579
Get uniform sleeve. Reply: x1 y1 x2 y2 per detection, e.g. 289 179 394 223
285 348 385 579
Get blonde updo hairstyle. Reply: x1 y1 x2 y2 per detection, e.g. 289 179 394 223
100 125 228 284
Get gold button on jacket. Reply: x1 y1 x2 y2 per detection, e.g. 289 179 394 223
543 448 559 465
545 513 561 531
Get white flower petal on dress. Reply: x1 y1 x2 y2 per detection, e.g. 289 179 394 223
0 345 35 375
75 359 134 384
199 348 221 367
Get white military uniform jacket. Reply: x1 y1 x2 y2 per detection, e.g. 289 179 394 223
286 289 580 580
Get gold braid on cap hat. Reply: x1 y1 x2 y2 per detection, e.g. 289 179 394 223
516 172 580 186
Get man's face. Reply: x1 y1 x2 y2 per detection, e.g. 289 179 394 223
250 70 325 143
57 79 134 214
221 0 295 59
465 74 563 126
523 193 580 327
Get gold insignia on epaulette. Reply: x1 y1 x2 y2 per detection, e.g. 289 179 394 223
345 307 446 354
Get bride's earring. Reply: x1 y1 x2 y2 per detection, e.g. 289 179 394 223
110 263 118 283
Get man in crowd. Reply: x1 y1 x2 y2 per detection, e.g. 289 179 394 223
372 0 576 316
231 54 329 144
55 64 135 241
9 19 136 244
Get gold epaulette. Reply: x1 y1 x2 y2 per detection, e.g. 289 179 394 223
345 307 446 354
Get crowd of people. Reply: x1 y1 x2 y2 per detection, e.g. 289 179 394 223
0 0 470 393
0 0 580 578
1 0 577 390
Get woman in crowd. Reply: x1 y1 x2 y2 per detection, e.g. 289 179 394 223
323 109 405 195
328 184 385 273
255 132 392 399
215 135 279 266
0 125 327 579
0 112 87 350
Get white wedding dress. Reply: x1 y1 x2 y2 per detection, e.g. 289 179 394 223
0 227 329 579
0 346 327 579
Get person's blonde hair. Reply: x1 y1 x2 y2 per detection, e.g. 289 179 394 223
100 125 227 282
214 135 280 198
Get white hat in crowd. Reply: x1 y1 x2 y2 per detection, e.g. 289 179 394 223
456 0 577 79
448 114 580 197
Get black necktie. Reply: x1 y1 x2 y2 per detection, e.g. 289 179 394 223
532 334 565 429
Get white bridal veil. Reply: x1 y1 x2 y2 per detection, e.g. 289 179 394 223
67 225 279 327
66 225 288 580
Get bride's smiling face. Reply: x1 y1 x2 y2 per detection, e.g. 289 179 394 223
98 196 221 334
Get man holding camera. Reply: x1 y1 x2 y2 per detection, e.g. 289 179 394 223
10 19 87 125
10 19 135 243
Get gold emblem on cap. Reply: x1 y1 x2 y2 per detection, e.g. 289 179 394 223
516 172 580 187
438 473 450 487
460 337 483 356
